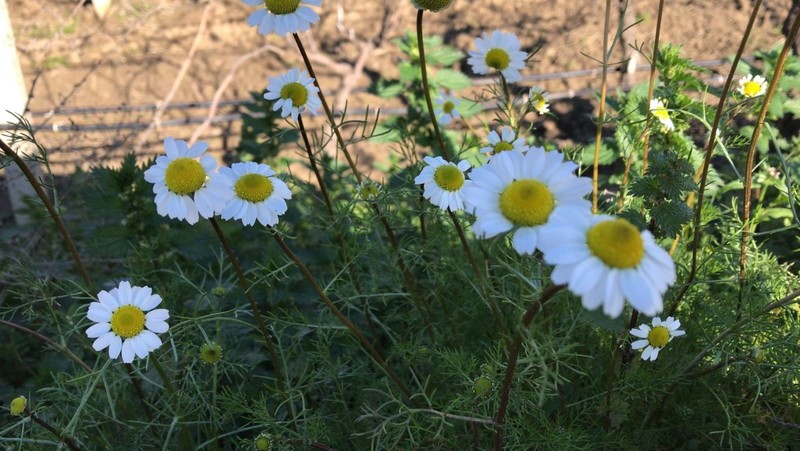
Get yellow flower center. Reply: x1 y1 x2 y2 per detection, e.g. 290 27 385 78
235 173 274 203
358 183 380 200
10 396 26 416
110 305 146 339
485 48 511 71
280 82 309 107
414 0 455 12
651 105 670 122
742 81 762 97
433 165 465 192
200 343 223 364
493 141 514 154
164 158 207 195
586 219 645 269
263 0 300 14
499 179 555 227
442 101 455 114
532 94 547 111
647 325 670 348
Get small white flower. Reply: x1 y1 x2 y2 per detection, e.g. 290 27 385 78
737 74 768 98
356 179 382 201
414 156 471 212
649 98 674 132
479 126 529 157
219 162 292 227
539 209 676 318
529 86 550 114
263 68 321 121
144 137 231 225
86 281 169 363
630 316 685 361
434 92 460 126
467 30 527 83
241 0 322 36
462 148 592 255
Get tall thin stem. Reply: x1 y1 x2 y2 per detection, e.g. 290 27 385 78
150 357 195 450
297 115 334 215
0 319 92 373
667 0 763 316
738 11 800 316
416 9 450 161
208 218 287 393
641 0 665 174
24 408 81 451
592 0 613 214
493 285 564 450
0 138 91 288
270 229 413 398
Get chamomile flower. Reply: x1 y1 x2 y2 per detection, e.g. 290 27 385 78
356 179 382 201
479 126 529 157
200 342 223 364
630 316 685 361
529 86 550 114
434 92 460 125
414 156 471 212
539 209 676 318
462 148 592 255
737 74 768 98
219 162 292 227
86 281 169 364
10 396 26 416
649 98 674 132
144 137 230 225
242 0 322 36
411 0 455 12
467 31 527 83
263 68 321 121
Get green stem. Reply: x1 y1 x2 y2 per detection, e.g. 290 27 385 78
207 218 287 394
0 138 91 288
640 0 665 175
270 229 413 398
416 9 450 161
25 409 81 451
297 115 335 216
0 319 92 373
493 285 564 450
151 356 195 450
591 0 613 214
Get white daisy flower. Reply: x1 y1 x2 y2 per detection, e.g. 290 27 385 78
649 98 674 132
86 281 169 363
479 126 529 157
241 0 322 36
539 209 676 318
462 148 592 255
467 30 527 83
630 316 685 362
529 86 550 115
434 92 460 126
737 74 768 98
219 162 292 227
263 68 321 121
411 0 455 12
414 156 471 212
143 137 231 225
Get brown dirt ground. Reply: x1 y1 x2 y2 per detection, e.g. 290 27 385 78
5 0 797 174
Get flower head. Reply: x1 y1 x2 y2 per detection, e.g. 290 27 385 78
356 179 382 201
10 396 26 416
467 31 527 83
411 0 455 12
434 92 461 125
414 156 471 212
242 0 322 36
529 86 550 114
219 162 292 227
539 209 676 318
200 342 223 364
463 148 592 255
649 98 674 132
737 74 768 98
254 432 272 451
263 68 321 121
479 126 529 158
630 316 685 361
86 281 169 363
144 138 231 225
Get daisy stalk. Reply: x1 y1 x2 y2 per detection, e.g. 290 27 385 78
591 0 613 214
16 403 81 451
149 355 195 450
493 284 564 450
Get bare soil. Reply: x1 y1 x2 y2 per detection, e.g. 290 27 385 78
6 0 797 172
